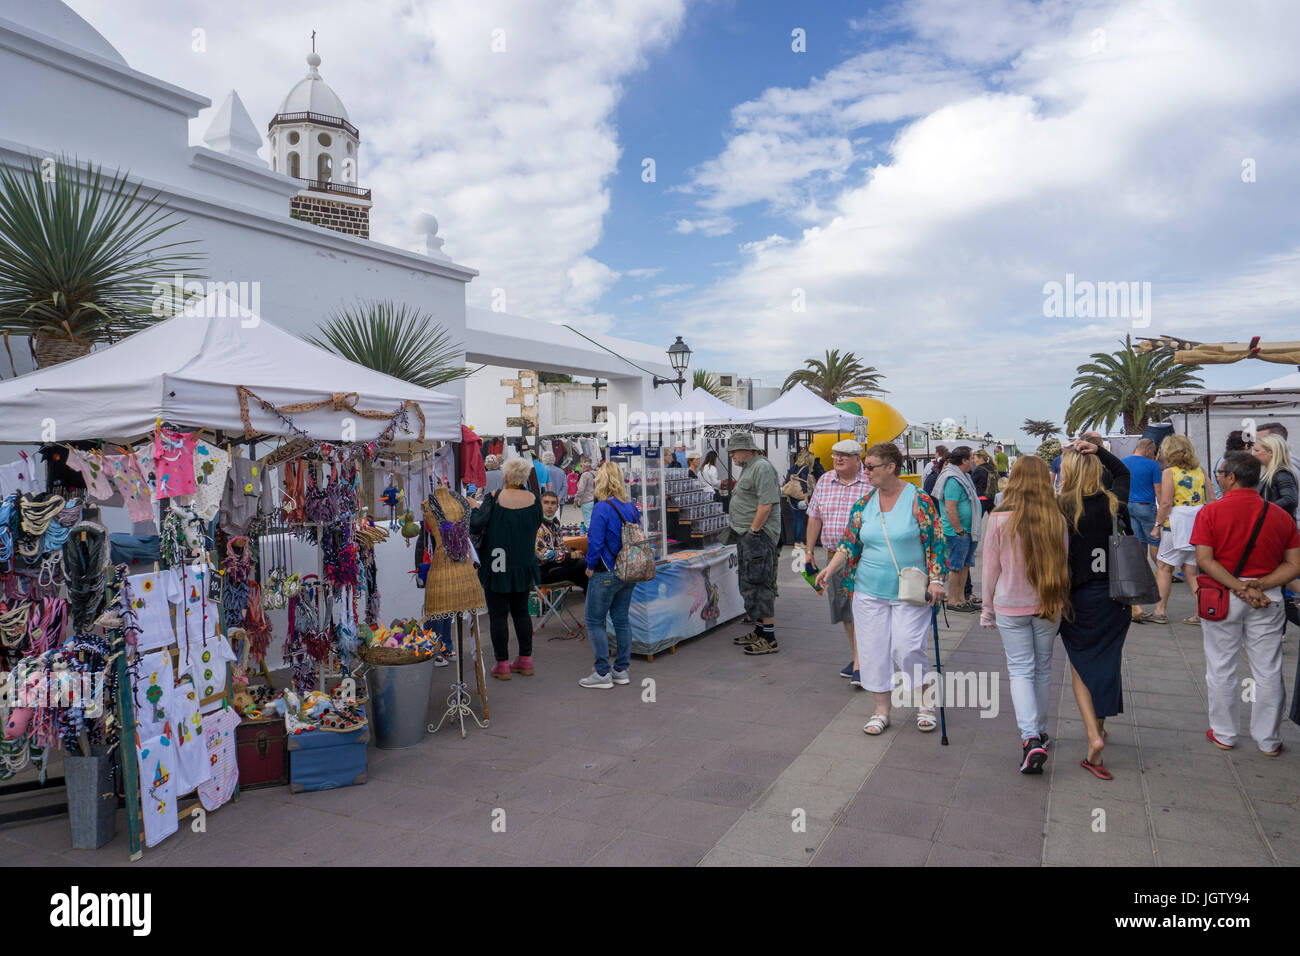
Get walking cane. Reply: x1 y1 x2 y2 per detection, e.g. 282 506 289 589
931 600 949 745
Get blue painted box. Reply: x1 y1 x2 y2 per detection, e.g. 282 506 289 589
287 708 369 793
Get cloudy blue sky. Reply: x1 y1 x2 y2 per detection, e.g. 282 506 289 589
69 0 1300 445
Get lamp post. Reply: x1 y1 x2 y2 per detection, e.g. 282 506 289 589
983 431 993 446
652 336 692 397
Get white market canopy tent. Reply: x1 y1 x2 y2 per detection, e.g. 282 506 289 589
0 292 462 444
654 388 756 430
1151 369 1300 470
748 383 862 433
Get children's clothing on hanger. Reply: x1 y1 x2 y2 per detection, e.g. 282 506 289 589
184 633 237 698
136 732 178 848
196 706 241 812
190 442 231 521
178 562 218 651
127 569 183 651
0 458 41 496
132 648 176 740
168 685 211 796
220 454 262 535
102 451 155 523
64 449 116 500
153 427 199 498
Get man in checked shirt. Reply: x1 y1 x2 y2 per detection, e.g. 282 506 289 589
805 439 873 687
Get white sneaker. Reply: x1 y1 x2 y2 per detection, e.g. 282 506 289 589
611 669 630 685
578 671 613 689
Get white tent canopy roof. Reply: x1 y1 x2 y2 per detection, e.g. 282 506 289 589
747 383 861 432
655 388 756 429
0 292 462 443
1152 371 1300 410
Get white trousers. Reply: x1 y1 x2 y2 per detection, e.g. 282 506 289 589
1201 588 1286 751
851 593 932 695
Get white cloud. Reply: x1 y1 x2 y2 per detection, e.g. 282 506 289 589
672 0 1300 444
675 216 735 236
623 267 663 279
649 283 693 298
66 0 686 327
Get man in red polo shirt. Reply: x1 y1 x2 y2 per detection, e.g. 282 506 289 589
1191 451 1300 755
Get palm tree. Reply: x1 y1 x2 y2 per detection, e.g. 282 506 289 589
693 368 724 398
0 155 202 370
1022 419 1059 440
1065 334 1203 434
781 349 887 401
310 300 473 390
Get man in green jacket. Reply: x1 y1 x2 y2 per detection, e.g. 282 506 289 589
724 431 783 655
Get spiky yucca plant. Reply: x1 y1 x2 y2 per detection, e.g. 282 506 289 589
0 155 202 369
310 300 472 389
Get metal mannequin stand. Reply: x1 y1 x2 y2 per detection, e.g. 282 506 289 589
429 611 490 738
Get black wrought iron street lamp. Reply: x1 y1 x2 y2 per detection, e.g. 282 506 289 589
983 431 993 445
652 336 692 397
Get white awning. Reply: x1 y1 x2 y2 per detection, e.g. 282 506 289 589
0 291 462 443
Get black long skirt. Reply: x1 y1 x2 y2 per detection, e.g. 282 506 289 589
1059 579 1130 718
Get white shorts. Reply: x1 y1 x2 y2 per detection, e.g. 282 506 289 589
1156 531 1196 569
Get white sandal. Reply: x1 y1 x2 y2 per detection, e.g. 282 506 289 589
863 713 890 736
916 708 938 732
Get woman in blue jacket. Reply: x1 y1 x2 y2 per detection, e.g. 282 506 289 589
579 461 642 689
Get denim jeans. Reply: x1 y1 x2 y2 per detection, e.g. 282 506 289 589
790 503 808 547
1128 502 1158 546
995 612 1059 740
585 570 636 675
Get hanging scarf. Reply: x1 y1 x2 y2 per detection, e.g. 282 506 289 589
62 520 109 632
244 581 272 663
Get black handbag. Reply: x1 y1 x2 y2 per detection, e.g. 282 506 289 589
1108 512 1159 604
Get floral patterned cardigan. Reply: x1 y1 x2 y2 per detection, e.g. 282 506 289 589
834 487 949 596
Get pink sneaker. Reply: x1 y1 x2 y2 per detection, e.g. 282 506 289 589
511 656 534 676
491 661 512 680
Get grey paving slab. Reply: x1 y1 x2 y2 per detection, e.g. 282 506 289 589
811 827 932 866
1156 837 1276 867
551 782 665 828
752 778 859 821
627 795 745 846
926 843 1039 866
1042 825 1156 867
838 794 946 841
585 830 710 866
935 807 1047 857
492 814 623 865
699 846 800 867
858 766 960 807
671 768 770 808
1149 806 1268 853
712 809 832 863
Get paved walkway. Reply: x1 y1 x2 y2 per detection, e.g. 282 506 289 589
3 557 1297 866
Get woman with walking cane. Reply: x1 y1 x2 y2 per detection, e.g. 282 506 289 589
815 443 948 736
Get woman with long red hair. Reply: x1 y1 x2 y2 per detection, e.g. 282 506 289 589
981 456 1070 774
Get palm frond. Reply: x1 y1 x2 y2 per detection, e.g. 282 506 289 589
781 348 887 401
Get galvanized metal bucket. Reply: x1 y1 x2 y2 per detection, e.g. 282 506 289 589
365 657 435 749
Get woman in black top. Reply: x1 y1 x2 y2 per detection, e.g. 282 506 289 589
1057 437 1131 780
469 457 543 679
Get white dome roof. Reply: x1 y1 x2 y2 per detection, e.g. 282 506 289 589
2 0 127 65
277 52 350 121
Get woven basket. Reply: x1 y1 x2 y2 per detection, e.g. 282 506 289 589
34 334 92 368
359 643 432 666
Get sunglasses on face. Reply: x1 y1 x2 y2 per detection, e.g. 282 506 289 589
863 462 887 472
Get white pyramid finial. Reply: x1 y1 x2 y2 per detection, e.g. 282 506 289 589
203 90 263 159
